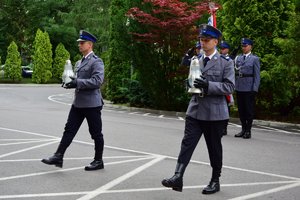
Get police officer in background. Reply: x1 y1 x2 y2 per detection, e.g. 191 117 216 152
181 41 203 67
234 38 260 139
161 24 235 195
219 41 231 60
219 41 234 136
42 30 105 171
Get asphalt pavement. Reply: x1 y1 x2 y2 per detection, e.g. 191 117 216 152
0 84 299 200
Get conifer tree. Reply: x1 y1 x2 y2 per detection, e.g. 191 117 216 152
53 43 70 80
4 41 22 81
32 29 53 83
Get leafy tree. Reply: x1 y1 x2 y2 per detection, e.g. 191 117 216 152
32 29 53 83
57 0 111 57
53 43 70 81
4 41 22 81
218 0 296 118
106 0 133 102
267 1 300 117
125 0 212 110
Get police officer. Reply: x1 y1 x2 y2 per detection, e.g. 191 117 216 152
42 30 105 171
181 41 203 67
161 24 235 195
234 38 260 139
219 41 231 59
219 41 234 136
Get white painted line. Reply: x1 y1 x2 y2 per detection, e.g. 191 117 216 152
1 181 297 199
2 126 300 184
0 139 51 141
0 127 59 139
0 156 148 163
169 157 300 181
48 93 72 106
178 117 184 121
228 181 300 200
77 156 165 200
0 156 154 181
2 126 299 182
0 139 57 146
143 113 151 116
256 125 299 135
0 192 88 199
129 112 140 115
0 140 58 159
228 122 240 127
158 115 164 118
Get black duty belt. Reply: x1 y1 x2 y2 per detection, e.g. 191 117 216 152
237 73 254 78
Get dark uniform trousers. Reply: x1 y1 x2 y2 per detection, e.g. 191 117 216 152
57 105 104 160
236 91 256 131
178 116 226 179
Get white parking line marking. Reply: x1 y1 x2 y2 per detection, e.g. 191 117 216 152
77 156 165 200
228 181 300 200
0 156 155 181
0 139 57 146
0 155 149 163
0 181 298 199
0 140 58 159
178 117 184 120
256 125 299 135
0 127 58 139
48 93 73 106
1 126 300 199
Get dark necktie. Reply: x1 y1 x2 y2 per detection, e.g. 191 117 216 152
243 55 246 61
81 57 85 63
203 57 210 67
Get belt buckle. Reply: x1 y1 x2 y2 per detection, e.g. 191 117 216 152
239 72 243 77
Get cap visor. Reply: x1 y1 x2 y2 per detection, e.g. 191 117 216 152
77 38 87 42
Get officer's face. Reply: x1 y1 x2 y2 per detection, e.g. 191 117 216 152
242 44 252 54
220 48 229 55
78 41 93 55
200 37 218 54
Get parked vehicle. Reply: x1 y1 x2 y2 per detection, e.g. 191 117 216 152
21 66 33 78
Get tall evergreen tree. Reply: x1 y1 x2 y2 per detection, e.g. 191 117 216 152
4 41 22 81
106 0 133 102
32 29 53 83
218 0 295 117
53 43 70 81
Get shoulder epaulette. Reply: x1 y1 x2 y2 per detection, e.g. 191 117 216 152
220 54 230 61
93 55 98 59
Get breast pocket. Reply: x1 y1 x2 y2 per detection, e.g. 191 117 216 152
78 67 91 78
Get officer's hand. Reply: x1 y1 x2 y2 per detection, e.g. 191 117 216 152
64 77 77 89
194 76 209 90
186 47 196 57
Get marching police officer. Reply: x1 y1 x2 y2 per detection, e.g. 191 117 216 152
161 24 235 195
234 38 260 139
42 30 105 170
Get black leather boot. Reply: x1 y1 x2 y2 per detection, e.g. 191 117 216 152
41 153 63 168
243 131 251 139
235 127 245 137
202 179 220 194
85 160 104 171
161 163 186 192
